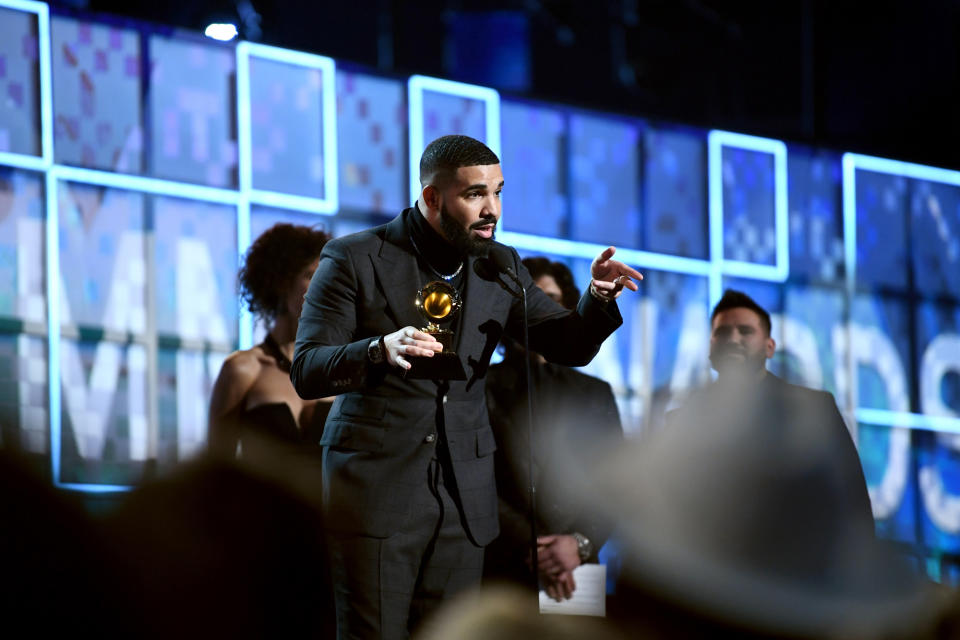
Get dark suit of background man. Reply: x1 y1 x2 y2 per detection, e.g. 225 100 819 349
665 289 875 545
291 135 643 639
484 257 624 602
604 291 919 638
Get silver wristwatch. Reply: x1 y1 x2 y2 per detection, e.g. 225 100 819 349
571 531 593 563
367 336 385 364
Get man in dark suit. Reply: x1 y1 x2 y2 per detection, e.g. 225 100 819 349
291 135 642 639
484 257 624 602
665 289 875 548
598 290 910 637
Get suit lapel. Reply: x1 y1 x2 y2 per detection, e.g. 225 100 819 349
372 211 424 330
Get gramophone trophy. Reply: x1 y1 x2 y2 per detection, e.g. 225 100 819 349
406 280 467 380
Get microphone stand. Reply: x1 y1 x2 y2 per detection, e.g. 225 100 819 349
496 267 539 598
476 251 539 599
518 280 539 598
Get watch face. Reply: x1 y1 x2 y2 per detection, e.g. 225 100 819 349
368 338 383 363
575 533 592 562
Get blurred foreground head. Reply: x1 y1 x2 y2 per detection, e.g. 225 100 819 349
0 451 112 635
102 458 332 638
558 399 954 638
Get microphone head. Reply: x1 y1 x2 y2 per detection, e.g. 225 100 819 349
473 244 524 298
486 243 515 274
472 254 500 282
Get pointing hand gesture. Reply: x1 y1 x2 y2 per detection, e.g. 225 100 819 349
589 246 643 302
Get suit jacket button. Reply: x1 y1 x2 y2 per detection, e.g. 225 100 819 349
424 433 436 443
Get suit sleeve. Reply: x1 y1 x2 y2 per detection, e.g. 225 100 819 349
502 249 623 367
291 240 377 399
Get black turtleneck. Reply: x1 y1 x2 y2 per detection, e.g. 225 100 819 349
406 206 466 289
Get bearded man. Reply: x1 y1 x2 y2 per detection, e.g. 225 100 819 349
664 289 875 568
292 134 642 639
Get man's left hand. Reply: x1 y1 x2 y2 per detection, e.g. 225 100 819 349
590 246 643 302
543 570 576 602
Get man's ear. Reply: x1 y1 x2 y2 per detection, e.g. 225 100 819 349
765 337 776 359
421 184 440 211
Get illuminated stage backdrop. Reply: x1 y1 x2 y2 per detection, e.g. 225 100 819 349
1 0 960 576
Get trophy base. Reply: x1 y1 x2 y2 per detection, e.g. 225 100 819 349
405 352 467 380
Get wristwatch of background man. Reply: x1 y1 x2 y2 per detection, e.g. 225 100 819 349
367 336 385 364
571 532 593 564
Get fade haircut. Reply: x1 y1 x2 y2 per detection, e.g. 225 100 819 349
419 135 500 187
711 289 772 336
522 257 580 311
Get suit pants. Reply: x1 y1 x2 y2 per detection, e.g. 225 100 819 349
327 455 484 640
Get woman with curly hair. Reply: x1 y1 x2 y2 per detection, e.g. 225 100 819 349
208 223 333 462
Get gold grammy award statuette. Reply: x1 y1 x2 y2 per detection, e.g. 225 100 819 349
405 280 467 380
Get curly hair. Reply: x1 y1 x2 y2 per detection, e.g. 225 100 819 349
238 223 331 322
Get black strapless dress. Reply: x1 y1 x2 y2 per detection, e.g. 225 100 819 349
236 402 330 465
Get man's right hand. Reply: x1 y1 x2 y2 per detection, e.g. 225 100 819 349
537 534 581 600
383 326 443 370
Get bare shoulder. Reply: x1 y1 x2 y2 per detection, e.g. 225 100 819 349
217 347 268 388
209 347 271 423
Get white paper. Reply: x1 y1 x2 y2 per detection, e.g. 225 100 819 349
538 563 606 617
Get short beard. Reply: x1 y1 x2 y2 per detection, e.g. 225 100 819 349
439 204 494 257
709 345 767 378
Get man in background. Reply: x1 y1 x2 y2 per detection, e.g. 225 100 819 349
665 288 875 552
484 257 624 602
593 290 928 638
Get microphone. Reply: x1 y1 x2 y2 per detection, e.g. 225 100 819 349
472 251 501 282
486 244 524 287
473 244 523 298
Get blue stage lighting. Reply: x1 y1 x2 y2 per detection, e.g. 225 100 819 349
707 130 789 284
843 153 960 438
407 75 501 204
